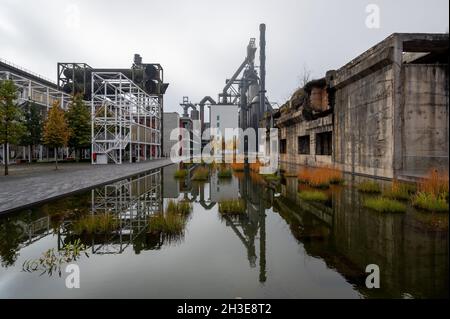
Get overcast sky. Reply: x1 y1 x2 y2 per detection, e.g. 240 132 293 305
1 0 448 112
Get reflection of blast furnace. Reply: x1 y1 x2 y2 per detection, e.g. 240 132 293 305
227 168 268 283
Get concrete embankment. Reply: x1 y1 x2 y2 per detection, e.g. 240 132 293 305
0 158 175 214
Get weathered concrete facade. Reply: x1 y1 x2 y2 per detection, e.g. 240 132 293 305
275 33 449 180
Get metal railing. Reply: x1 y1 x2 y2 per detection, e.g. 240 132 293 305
0 57 55 84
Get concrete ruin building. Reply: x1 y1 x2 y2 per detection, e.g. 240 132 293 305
274 33 449 180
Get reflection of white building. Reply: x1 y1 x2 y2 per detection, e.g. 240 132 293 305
209 104 238 157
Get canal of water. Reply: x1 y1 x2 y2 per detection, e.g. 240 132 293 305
0 164 448 298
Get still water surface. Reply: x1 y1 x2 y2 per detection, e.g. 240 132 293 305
0 164 448 298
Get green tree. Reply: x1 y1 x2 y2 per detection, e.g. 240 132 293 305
42 100 70 170
66 93 91 161
21 101 43 162
0 80 26 175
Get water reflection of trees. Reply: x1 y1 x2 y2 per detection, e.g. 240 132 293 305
276 176 449 298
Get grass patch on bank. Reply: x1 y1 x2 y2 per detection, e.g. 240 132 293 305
412 192 449 212
364 197 406 213
174 169 188 179
298 191 328 202
357 180 381 193
218 199 246 215
192 167 209 181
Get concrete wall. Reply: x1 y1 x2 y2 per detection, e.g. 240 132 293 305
400 64 449 176
279 114 333 173
162 112 179 157
333 65 395 179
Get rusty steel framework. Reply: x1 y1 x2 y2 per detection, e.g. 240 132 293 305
91 72 162 164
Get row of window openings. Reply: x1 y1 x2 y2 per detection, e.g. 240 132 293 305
279 132 332 155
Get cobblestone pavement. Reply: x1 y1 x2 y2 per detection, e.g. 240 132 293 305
0 158 174 214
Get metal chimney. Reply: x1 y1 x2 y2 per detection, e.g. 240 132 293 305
259 23 266 117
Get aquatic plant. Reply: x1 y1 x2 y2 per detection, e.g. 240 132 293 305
174 169 188 179
22 239 89 277
148 213 185 235
357 180 381 193
166 199 192 215
364 197 406 213
298 190 328 202
382 179 414 200
297 167 344 188
192 167 209 181
249 161 262 173
218 168 232 178
231 162 245 172
283 171 298 177
72 214 118 235
218 199 246 215
418 168 449 199
412 192 448 213
262 173 281 182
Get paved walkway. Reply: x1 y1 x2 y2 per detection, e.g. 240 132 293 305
0 158 175 214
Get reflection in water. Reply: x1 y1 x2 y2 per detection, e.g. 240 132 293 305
0 164 448 298
277 176 449 298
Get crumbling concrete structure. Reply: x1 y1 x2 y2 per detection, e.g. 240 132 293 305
275 33 449 180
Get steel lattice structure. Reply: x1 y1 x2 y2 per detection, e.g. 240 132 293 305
87 170 162 254
91 72 162 164
0 71 71 110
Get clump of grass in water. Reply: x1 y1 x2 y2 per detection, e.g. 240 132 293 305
192 166 209 181
22 239 89 277
231 162 245 172
412 192 448 212
364 197 406 213
148 213 185 235
382 179 415 200
218 199 246 215
297 167 344 188
218 168 232 178
262 173 281 182
174 169 188 179
72 214 118 235
166 199 192 215
357 180 381 193
418 168 449 200
298 190 328 202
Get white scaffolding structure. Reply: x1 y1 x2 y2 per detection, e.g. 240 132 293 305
0 71 71 110
0 71 72 164
91 72 162 164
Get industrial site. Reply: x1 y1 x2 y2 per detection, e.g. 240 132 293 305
0 0 448 303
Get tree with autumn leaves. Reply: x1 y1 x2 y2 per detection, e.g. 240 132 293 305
42 101 70 170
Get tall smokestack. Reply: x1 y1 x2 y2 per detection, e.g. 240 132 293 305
259 23 266 122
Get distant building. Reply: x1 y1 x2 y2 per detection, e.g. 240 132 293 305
274 33 449 181
162 112 180 157
209 104 239 157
